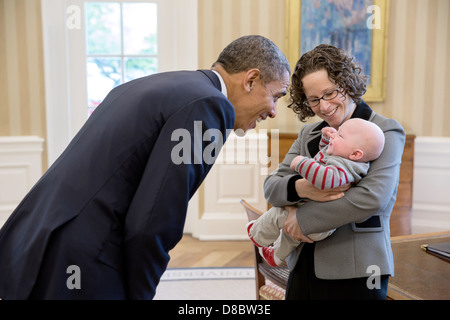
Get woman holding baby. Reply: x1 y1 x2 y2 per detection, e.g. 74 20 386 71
264 44 405 299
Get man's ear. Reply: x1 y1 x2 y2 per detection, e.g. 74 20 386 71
244 69 261 92
349 149 364 161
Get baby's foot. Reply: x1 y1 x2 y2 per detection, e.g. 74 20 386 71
259 246 282 267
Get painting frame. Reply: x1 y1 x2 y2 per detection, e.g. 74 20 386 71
285 0 389 102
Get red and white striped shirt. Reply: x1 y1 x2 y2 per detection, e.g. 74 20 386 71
294 136 370 190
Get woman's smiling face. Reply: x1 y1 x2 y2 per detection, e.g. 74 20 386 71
301 69 356 130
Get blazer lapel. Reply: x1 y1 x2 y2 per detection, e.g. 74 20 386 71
306 121 327 157
350 100 373 121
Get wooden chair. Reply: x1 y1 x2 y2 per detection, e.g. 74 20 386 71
240 199 288 300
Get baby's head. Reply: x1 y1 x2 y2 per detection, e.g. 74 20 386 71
326 118 385 162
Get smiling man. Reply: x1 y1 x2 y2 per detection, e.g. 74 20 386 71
0 35 290 300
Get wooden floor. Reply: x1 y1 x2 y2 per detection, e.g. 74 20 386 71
167 234 255 268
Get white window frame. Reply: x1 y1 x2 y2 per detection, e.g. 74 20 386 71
41 0 198 166
83 1 160 115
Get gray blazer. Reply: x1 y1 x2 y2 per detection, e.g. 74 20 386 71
264 103 405 279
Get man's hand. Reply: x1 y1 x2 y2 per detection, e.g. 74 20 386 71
295 179 350 202
283 206 313 243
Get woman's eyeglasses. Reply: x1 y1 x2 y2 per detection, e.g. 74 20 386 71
303 87 341 108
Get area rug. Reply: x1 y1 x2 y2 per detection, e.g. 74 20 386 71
153 267 256 300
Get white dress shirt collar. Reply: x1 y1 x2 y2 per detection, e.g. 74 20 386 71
211 70 228 98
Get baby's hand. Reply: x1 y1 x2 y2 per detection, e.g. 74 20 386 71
321 127 337 139
290 155 304 171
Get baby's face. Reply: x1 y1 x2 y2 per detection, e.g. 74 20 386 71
326 123 359 159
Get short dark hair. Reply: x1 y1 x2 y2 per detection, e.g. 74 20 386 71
289 44 368 122
213 35 290 85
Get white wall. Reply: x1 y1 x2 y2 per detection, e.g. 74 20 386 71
0 137 44 228
412 137 450 234
185 131 275 240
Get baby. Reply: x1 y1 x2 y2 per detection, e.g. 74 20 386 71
247 118 385 267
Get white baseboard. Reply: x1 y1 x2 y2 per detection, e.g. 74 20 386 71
412 137 450 234
196 213 249 241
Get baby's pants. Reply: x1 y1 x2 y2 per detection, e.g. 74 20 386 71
249 207 335 261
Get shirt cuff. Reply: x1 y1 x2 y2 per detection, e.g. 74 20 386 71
287 175 302 202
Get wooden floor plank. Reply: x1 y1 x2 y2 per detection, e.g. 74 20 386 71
167 234 254 268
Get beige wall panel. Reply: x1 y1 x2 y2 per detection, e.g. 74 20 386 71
0 0 47 168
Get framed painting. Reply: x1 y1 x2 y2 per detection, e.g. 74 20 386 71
285 0 389 102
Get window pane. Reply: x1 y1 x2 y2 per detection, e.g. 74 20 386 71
123 3 158 55
125 58 157 82
87 58 122 114
86 2 121 55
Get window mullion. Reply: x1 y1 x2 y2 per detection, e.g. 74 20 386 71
120 1 125 85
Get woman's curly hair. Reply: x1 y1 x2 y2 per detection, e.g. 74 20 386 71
288 44 368 122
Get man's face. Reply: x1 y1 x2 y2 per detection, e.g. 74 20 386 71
233 70 290 136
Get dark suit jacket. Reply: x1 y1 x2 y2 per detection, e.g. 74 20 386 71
0 70 235 300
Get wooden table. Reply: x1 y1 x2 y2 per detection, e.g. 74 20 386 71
387 231 450 300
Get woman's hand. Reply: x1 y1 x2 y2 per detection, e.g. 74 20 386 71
295 179 350 202
283 206 313 243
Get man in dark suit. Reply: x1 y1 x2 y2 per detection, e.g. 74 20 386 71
0 35 290 300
